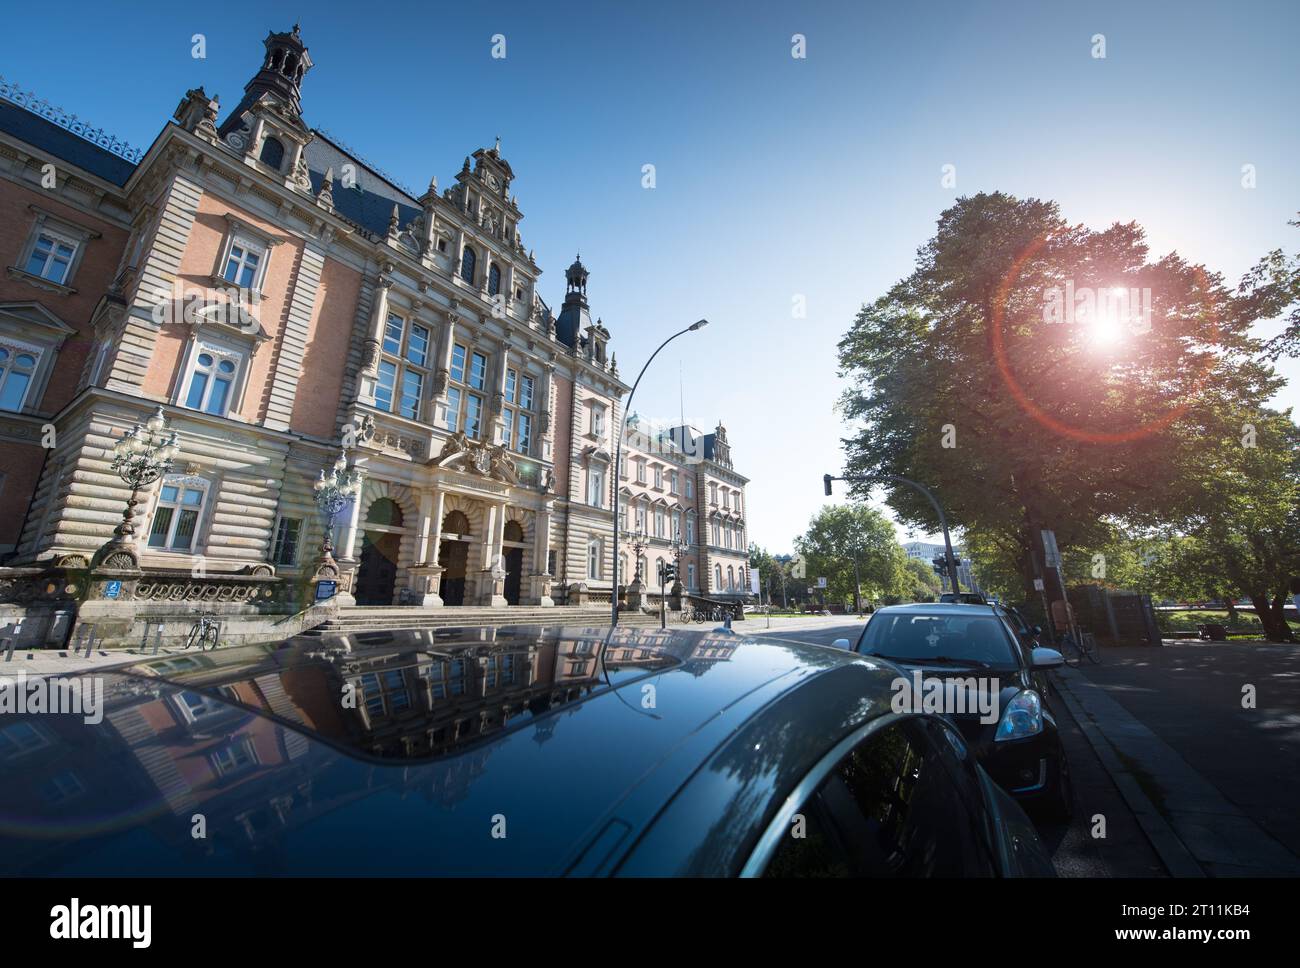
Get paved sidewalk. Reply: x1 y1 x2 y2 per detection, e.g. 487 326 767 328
0 644 156 679
1055 665 1300 877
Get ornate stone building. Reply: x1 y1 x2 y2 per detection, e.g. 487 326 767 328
0 25 750 618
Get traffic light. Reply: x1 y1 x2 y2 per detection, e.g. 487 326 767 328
662 563 677 584
932 556 948 576
823 474 834 496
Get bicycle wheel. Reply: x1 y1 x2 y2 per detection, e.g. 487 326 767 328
1058 634 1082 668
1082 633 1102 664
204 626 220 651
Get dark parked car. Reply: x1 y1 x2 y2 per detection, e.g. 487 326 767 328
0 624 1054 877
842 603 1072 820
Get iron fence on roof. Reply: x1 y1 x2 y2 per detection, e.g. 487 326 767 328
0 74 145 165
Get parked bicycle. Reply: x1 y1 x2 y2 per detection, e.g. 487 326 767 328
185 613 221 652
1056 628 1101 667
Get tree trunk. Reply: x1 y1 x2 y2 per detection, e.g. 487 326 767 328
1270 590 1296 642
1249 592 1290 642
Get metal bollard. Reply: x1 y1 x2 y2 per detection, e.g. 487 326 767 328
83 626 96 659
151 623 164 655
3 638 14 663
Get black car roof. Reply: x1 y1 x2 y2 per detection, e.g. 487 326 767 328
0 625 898 876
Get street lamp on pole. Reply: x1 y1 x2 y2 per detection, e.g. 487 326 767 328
823 472 960 596
611 319 709 627
97 406 179 568
313 448 362 565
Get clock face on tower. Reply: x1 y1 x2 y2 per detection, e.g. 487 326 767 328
487 173 500 190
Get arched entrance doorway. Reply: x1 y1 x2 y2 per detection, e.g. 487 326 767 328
356 498 404 606
438 509 471 606
502 520 525 606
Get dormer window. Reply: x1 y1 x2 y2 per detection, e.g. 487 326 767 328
259 136 286 170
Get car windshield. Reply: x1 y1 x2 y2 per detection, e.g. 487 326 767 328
858 611 1018 669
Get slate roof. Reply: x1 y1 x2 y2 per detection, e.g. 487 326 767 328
0 100 137 187
304 130 421 239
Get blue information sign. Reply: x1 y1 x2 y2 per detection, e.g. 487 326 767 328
104 580 122 599
315 580 337 602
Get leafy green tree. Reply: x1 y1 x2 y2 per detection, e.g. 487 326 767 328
837 191 1283 604
896 556 942 603
1237 214 1300 361
794 504 905 607
1141 410 1299 640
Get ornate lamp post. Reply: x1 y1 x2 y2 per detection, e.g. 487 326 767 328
611 318 709 627
96 407 179 569
622 525 648 583
312 448 362 567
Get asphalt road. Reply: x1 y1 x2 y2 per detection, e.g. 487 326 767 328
1074 641 1300 863
750 621 1166 877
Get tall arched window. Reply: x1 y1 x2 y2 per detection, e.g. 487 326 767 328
727 566 735 590
442 509 471 537
488 263 501 296
460 246 477 284
503 520 524 543
259 136 285 170
366 498 404 527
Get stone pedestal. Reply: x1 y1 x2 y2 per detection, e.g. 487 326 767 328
334 558 358 606
568 582 589 606
477 569 508 608
669 580 684 612
526 573 554 607
625 578 646 611
408 564 445 607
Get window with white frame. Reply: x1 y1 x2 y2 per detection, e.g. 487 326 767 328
147 477 209 552
182 344 242 416
376 313 430 421
655 507 666 538
446 343 487 438
587 538 603 581
221 235 269 290
24 230 79 285
685 477 694 500
635 459 646 484
590 403 606 438
727 566 735 591
587 466 605 508
653 465 663 489
0 341 41 413
273 516 302 566
503 367 535 455
686 515 695 545
668 470 678 495
673 511 682 542
634 500 647 534
709 483 718 506
687 562 696 590
714 564 722 590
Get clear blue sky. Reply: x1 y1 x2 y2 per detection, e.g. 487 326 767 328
7 0 1298 551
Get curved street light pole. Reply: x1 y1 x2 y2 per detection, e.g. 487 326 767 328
612 319 709 627
823 472 960 596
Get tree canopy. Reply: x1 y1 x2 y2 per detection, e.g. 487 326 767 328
837 191 1288 611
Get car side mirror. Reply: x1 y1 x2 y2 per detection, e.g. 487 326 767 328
1030 647 1064 670
832 638 851 651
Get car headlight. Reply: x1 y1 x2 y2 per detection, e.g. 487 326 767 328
994 690 1043 742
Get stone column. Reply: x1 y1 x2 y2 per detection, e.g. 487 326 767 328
538 362 555 462
409 489 445 607
476 500 508 607
357 274 394 404
492 341 510 440
528 503 554 606
433 307 458 402
335 479 366 607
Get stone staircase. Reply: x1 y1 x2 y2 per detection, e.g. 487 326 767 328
304 604 668 636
